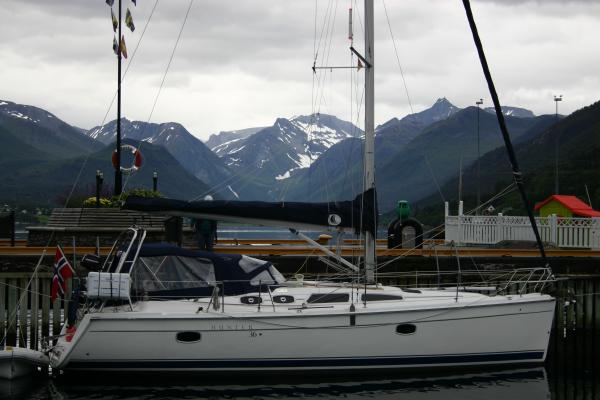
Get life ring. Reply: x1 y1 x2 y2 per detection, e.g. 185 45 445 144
112 144 142 174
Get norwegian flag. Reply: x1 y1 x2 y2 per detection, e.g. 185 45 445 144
51 246 75 303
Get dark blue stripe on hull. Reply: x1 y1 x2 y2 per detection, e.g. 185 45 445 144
67 351 545 370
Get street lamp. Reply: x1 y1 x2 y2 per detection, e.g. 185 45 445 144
95 170 104 208
476 98 483 213
153 171 158 192
554 94 562 194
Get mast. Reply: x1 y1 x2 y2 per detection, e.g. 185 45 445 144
364 0 376 283
114 0 123 196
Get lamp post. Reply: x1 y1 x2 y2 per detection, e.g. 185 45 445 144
554 94 562 194
153 171 158 192
95 170 104 208
476 98 483 214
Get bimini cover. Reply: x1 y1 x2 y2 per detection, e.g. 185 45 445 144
132 243 285 298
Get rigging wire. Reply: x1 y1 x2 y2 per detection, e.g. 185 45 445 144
98 0 161 134
423 153 446 203
374 182 518 271
381 0 414 115
123 0 194 193
462 0 547 262
0 0 161 347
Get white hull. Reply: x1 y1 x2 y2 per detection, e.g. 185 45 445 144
0 347 49 380
50 290 555 372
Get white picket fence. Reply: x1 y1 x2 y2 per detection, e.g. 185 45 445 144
444 202 600 249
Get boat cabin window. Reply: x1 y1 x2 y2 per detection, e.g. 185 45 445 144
396 324 417 335
307 293 349 303
401 288 422 294
176 331 202 343
361 293 403 301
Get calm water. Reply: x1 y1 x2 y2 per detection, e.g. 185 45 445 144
0 368 555 400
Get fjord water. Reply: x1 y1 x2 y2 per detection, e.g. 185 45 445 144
1 277 598 399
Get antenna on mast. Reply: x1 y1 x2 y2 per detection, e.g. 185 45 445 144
348 7 353 42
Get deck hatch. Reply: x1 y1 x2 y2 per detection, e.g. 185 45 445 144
307 293 350 303
361 293 403 301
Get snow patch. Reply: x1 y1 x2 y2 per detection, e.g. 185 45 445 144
212 137 244 154
8 111 35 122
275 171 291 180
0 102 7 106
295 153 313 168
227 145 246 154
227 185 239 199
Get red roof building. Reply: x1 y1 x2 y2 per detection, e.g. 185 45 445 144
534 195 600 218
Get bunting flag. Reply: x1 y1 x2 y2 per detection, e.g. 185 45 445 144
111 8 118 32
120 35 128 58
357 59 364 71
51 246 75 303
106 0 115 6
125 8 135 32
113 35 119 55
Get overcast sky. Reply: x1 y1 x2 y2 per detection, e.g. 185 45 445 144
1 0 599 141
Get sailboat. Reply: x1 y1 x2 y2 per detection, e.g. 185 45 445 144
47 1 555 373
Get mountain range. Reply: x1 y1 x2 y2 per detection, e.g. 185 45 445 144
86 119 241 199
4 95 594 226
413 101 599 225
211 114 362 190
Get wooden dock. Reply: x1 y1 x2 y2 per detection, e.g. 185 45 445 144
1 238 599 258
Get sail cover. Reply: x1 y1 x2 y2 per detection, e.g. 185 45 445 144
132 243 285 298
123 189 377 234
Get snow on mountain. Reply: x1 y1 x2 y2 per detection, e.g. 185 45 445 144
86 119 238 198
0 99 102 156
207 126 266 155
216 113 362 183
484 106 535 118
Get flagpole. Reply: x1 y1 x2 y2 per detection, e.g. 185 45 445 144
115 0 123 196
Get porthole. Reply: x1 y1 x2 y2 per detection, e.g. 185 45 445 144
176 331 201 343
273 295 294 304
396 324 416 335
241 296 263 305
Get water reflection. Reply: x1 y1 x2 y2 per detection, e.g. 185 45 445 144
1 368 550 400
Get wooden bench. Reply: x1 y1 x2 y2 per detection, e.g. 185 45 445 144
27 208 172 247
45 208 166 229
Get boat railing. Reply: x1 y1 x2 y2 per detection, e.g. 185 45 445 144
373 267 555 295
123 267 555 315
497 267 555 295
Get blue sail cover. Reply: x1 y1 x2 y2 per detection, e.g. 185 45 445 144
132 243 285 298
